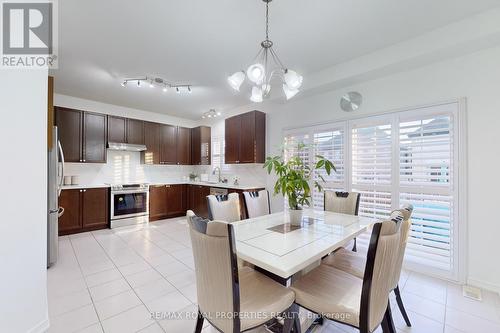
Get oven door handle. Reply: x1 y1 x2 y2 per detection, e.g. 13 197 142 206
112 190 149 195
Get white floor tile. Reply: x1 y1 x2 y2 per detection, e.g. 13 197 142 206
134 278 176 303
144 253 177 267
157 303 198 332
155 260 190 277
49 289 92 317
101 305 155 333
393 309 443 333
179 283 198 303
138 322 165 333
398 291 446 323
125 269 163 288
94 290 142 320
445 307 500 333
48 304 99 333
118 260 152 276
89 278 131 302
85 268 122 288
144 290 192 315
403 272 447 304
79 323 104 333
165 269 196 289
48 278 88 298
446 283 500 323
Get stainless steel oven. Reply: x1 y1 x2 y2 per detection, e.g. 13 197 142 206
110 183 149 228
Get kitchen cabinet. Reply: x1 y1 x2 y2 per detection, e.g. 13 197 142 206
160 124 177 164
177 127 191 165
59 187 109 235
55 107 107 163
107 116 144 145
225 110 266 164
142 121 161 165
149 185 168 221
191 126 211 165
149 184 188 221
188 185 211 218
83 112 107 163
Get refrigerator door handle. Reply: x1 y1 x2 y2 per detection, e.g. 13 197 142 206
57 140 65 196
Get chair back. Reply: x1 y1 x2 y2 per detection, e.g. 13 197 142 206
324 191 360 215
243 190 271 218
360 212 403 332
187 213 240 332
390 204 413 290
207 193 241 222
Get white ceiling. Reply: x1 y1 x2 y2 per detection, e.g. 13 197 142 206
52 0 500 119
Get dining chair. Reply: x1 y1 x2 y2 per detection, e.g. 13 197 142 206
324 191 361 251
290 213 403 333
187 217 299 333
321 205 414 327
243 190 271 219
207 193 241 222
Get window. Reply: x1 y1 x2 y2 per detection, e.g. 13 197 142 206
211 136 227 170
282 102 463 280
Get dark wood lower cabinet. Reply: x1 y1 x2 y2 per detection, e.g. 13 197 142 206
59 188 109 235
149 184 187 222
167 184 187 216
188 185 211 219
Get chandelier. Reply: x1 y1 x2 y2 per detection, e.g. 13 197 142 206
227 0 303 102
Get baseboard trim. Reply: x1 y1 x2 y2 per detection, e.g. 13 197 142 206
28 315 50 333
467 277 500 295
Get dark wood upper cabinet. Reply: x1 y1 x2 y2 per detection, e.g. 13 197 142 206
82 188 109 229
225 115 241 164
83 112 107 163
225 110 266 164
126 118 145 145
142 121 161 165
55 107 82 162
58 189 82 235
160 124 177 164
177 127 191 165
107 116 126 143
191 126 211 165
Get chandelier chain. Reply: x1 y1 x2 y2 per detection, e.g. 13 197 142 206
265 1 269 41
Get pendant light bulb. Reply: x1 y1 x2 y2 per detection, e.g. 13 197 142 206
283 84 299 100
250 86 263 103
247 63 265 84
228 71 245 91
162 86 167 92
284 70 303 90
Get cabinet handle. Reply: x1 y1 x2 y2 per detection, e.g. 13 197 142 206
83 159 86 162
83 189 86 192
79 189 82 193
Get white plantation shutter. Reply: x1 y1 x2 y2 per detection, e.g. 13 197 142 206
312 128 346 209
283 133 310 207
399 115 454 272
351 121 393 219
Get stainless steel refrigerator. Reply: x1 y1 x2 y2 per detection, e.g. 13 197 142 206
47 126 65 267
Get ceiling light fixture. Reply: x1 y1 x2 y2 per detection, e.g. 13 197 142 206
201 109 222 119
121 76 192 95
227 0 303 102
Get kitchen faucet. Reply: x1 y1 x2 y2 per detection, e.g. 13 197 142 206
212 166 222 183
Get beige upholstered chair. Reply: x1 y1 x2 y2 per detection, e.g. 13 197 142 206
324 191 361 251
207 193 241 222
187 214 298 333
322 205 414 327
243 190 271 219
291 213 403 333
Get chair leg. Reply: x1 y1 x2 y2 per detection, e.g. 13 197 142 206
383 301 397 333
293 304 302 333
284 303 301 333
394 285 411 327
194 309 204 333
352 238 357 252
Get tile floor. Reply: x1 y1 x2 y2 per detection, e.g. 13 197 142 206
47 217 500 333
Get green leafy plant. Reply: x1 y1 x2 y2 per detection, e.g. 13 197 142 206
264 142 336 210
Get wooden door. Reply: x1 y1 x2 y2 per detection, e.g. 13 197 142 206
143 122 160 165
176 127 191 165
55 107 82 162
191 126 211 165
58 189 82 235
225 115 241 164
167 184 186 217
127 119 144 145
160 124 177 164
149 185 168 221
239 112 256 163
82 188 109 229
83 112 107 163
107 116 126 143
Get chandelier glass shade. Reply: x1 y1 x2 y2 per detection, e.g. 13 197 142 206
227 0 302 102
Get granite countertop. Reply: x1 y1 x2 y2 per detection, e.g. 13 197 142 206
60 181 265 191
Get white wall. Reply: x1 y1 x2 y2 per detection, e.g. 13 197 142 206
225 46 500 292
0 70 49 332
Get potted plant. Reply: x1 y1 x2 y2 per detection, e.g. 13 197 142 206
264 142 336 225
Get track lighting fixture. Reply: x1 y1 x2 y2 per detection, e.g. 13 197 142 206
120 76 192 95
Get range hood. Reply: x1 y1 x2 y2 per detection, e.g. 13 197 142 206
107 142 147 152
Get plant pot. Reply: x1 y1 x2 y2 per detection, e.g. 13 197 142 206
289 208 303 226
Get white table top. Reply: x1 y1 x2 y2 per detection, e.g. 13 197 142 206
232 209 375 279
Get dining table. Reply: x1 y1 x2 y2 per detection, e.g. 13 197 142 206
232 209 376 283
